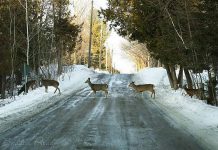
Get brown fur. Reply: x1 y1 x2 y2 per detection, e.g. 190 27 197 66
183 87 204 99
85 78 108 98
41 79 60 94
18 80 37 95
129 82 155 99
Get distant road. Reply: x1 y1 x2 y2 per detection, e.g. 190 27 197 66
0 74 205 150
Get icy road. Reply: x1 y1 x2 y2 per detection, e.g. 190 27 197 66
0 74 206 150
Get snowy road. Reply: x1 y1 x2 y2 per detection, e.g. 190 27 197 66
0 74 206 150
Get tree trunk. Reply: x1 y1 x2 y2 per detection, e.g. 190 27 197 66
88 0 93 68
170 65 179 89
184 68 193 89
207 67 217 105
178 66 183 88
165 64 174 88
57 41 63 75
99 21 103 69
0 74 6 99
0 75 2 97
25 0 30 65
151 57 158 67
15 70 22 85
158 60 162 67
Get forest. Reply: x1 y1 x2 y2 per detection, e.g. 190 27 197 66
0 0 113 99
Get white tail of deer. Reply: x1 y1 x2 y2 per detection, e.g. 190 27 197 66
85 78 108 98
129 82 155 99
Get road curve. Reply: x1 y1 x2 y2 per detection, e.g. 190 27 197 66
0 74 206 150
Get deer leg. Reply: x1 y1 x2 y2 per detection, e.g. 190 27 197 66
54 86 57 93
45 86 48 93
26 87 29 93
54 87 61 94
105 90 108 98
57 87 61 94
93 90 96 96
151 90 155 99
149 91 152 98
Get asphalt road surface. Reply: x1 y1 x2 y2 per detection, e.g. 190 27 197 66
0 74 206 150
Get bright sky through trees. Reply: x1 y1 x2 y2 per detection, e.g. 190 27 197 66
70 0 136 73
93 0 136 73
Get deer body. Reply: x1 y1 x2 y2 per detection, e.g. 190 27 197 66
18 80 36 95
129 82 155 99
41 79 60 94
183 87 204 99
85 78 108 97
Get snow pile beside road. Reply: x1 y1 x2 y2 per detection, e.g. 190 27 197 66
0 65 96 133
135 67 218 150
132 67 170 86
94 68 110 74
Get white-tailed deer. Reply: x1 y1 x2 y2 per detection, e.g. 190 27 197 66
18 80 37 95
85 78 108 98
41 79 61 94
129 82 155 99
183 86 204 99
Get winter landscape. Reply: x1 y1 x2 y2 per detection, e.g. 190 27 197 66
0 0 218 150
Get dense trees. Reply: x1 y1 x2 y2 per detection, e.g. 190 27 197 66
92 15 107 69
0 0 113 99
0 0 81 98
100 0 218 104
72 0 112 71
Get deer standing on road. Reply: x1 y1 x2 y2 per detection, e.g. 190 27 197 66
85 78 108 98
129 82 155 99
41 79 61 94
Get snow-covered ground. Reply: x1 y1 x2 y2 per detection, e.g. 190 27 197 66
134 67 218 150
0 65 218 149
0 65 96 133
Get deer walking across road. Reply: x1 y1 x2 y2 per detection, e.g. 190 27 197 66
85 78 108 98
129 82 155 99
41 79 61 94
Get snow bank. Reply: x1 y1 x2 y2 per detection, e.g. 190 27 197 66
132 67 170 86
0 65 96 133
135 67 218 150
94 68 110 74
